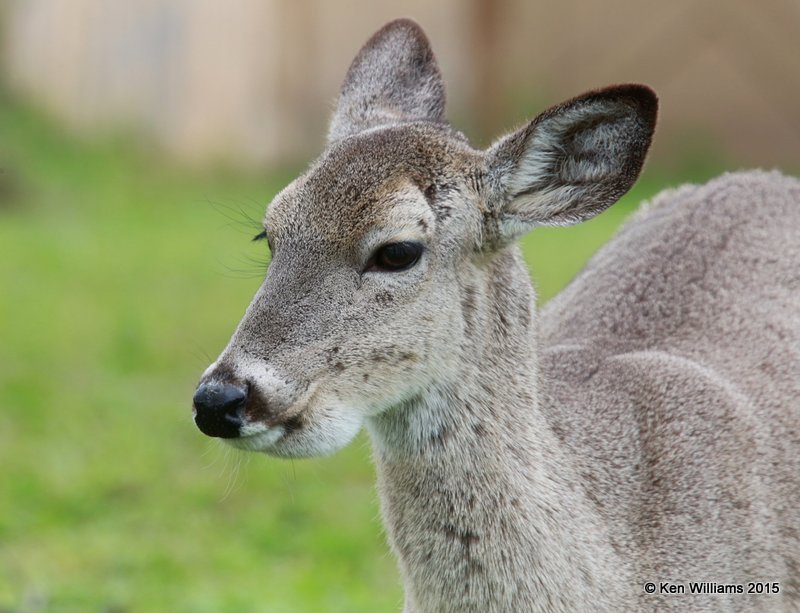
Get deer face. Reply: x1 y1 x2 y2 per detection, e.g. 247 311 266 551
194 125 486 457
191 19 656 457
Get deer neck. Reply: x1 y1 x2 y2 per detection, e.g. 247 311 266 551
366 248 623 611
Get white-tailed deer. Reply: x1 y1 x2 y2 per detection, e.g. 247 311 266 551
192 19 800 612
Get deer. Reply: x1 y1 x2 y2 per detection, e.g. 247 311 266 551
191 18 800 612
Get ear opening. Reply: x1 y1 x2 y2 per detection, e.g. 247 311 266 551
486 85 657 243
328 19 446 143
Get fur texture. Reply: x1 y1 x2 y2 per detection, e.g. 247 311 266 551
193 19 800 612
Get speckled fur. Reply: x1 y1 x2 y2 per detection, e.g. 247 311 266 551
196 19 800 613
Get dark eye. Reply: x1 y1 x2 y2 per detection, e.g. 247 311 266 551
366 241 424 273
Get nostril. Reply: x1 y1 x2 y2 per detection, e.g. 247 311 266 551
192 382 248 439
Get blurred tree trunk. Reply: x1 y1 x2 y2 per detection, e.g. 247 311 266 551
470 0 507 145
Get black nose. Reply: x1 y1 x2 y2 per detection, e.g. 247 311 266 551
192 382 248 439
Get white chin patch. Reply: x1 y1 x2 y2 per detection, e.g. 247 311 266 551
226 405 364 458
226 425 285 452
294 410 363 457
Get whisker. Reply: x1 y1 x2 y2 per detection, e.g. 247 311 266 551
221 449 252 502
200 440 224 469
189 341 214 365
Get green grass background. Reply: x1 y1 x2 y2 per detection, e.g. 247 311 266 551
0 94 726 612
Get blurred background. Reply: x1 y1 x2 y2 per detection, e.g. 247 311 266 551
1 1 798 611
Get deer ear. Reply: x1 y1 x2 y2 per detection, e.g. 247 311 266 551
485 85 657 243
328 19 446 143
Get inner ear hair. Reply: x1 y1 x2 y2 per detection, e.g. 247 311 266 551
487 85 657 234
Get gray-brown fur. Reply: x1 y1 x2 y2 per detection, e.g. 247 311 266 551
193 19 800 612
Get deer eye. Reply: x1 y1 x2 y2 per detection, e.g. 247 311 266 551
366 241 424 273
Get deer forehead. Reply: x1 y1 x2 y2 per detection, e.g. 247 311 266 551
265 124 482 248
